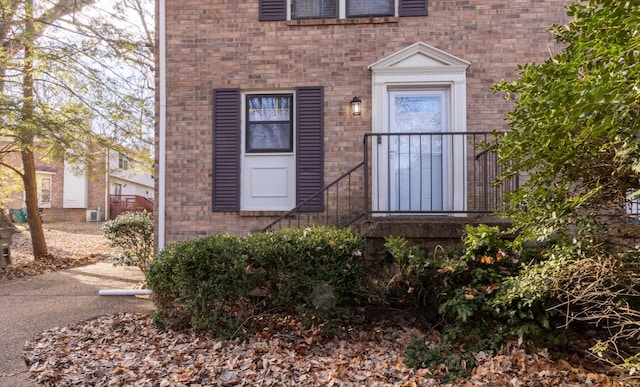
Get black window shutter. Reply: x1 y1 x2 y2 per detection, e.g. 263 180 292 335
212 88 241 212
296 86 324 212
399 0 428 17
259 0 286 21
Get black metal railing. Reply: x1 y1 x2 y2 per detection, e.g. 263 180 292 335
364 131 516 217
261 162 366 231
263 131 518 231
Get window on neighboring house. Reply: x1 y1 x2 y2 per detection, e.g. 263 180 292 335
118 154 129 170
114 183 123 196
259 0 427 20
39 176 52 206
246 94 294 152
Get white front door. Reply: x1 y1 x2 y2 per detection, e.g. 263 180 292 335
387 89 450 212
241 94 296 211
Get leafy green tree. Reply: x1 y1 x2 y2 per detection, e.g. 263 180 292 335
0 0 153 258
494 0 640 367
496 0 640 242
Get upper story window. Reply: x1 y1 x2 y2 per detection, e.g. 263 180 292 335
259 0 427 21
118 153 130 170
348 0 394 17
293 0 394 18
294 0 337 18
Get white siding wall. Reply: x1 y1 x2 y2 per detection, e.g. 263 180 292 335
109 149 154 198
63 160 88 208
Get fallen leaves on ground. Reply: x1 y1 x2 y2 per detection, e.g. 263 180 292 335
7 222 637 386
23 313 635 386
0 222 116 281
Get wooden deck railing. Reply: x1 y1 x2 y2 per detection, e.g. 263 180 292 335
109 195 154 219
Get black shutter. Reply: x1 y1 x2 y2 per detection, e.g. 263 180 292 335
399 0 428 17
296 86 324 211
212 88 241 212
259 0 286 21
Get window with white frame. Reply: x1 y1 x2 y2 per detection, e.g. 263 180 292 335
118 153 130 170
347 0 394 17
291 0 394 19
39 176 52 206
259 0 426 22
246 94 294 153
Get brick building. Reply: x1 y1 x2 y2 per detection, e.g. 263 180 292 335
1 147 153 222
156 0 570 247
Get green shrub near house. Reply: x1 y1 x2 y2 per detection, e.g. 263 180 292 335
103 211 154 273
367 225 557 382
147 226 364 336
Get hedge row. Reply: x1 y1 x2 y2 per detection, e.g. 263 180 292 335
147 226 364 333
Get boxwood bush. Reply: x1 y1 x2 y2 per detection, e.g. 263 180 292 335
147 226 364 334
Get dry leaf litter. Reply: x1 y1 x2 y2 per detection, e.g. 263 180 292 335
3 222 636 386
0 222 115 280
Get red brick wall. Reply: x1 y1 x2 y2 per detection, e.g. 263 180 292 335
1 143 110 223
159 0 570 241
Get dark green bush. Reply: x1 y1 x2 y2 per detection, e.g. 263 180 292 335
147 226 364 335
362 225 561 382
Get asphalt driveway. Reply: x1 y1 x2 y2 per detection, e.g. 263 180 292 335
0 262 154 386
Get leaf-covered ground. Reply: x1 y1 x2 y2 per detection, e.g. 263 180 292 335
23 312 632 387
0 222 115 281
3 222 637 386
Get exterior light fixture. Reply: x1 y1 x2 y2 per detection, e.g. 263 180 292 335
350 96 362 116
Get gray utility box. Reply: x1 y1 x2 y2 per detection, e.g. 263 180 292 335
0 228 12 267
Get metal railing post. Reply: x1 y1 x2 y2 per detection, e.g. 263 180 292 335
364 134 370 221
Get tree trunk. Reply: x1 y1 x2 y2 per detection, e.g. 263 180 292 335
20 0 48 258
21 149 48 257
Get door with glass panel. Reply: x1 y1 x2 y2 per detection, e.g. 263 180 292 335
242 94 296 211
387 90 450 212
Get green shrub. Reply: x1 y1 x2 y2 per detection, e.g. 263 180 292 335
103 211 154 273
146 226 365 335
404 325 508 384
363 226 563 377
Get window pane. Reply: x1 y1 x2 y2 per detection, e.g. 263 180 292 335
348 0 393 16
246 94 293 152
248 96 291 121
247 123 292 152
40 178 51 203
293 0 337 18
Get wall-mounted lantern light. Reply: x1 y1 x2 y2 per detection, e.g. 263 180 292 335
350 96 362 116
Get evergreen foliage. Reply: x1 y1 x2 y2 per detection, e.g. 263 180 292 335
493 0 640 369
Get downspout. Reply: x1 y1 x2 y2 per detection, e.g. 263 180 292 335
158 0 167 248
104 148 110 220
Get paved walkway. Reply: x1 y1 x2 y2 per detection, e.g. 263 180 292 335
0 262 154 386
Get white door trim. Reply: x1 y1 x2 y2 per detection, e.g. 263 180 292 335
240 92 297 211
369 42 470 215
